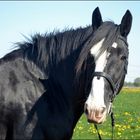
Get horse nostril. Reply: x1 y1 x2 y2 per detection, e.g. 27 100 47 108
101 107 106 114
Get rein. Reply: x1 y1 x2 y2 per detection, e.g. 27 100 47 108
93 71 118 140
94 112 115 140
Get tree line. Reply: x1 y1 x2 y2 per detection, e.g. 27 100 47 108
124 77 140 87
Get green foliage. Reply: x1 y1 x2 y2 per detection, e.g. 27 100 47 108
124 81 134 87
134 78 140 83
72 88 140 139
124 77 140 87
134 77 140 87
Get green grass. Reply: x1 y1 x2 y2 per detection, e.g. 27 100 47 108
72 88 140 139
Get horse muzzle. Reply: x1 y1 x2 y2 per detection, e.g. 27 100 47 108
84 104 107 124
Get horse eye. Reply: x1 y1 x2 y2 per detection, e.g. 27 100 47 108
121 55 126 60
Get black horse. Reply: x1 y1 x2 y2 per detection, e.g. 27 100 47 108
0 7 132 140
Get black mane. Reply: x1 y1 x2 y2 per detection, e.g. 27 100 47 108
15 26 92 72
0 21 122 91
8 21 119 77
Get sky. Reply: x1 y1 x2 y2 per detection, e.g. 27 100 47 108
0 1 140 82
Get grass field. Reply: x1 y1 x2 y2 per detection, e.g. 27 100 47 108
72 87 140 139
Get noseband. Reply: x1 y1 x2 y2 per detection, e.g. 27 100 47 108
93 72 118 102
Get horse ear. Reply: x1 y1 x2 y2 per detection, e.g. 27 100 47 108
120 10 132 37
92 7 103 30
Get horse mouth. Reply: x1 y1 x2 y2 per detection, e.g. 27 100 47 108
86 113 107 124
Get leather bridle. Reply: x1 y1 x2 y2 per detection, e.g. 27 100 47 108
93 72 118 102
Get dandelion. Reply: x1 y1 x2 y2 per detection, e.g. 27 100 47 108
138 117 140 122
115 123 121 128
117 132 121 136
126 125 130 129
78 126 83 130
99 130 105 135
124 112 130 116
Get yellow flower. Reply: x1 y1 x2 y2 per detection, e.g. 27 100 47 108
127 125 130 129
117 132 121 136
124 112 128 115
78 126 83 130
115 123 121 127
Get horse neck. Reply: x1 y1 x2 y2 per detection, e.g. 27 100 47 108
31 27 92 128
44 76 84 128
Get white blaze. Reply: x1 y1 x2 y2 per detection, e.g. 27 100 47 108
86 39 118 110
90 38 105 58
86 38 107 109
